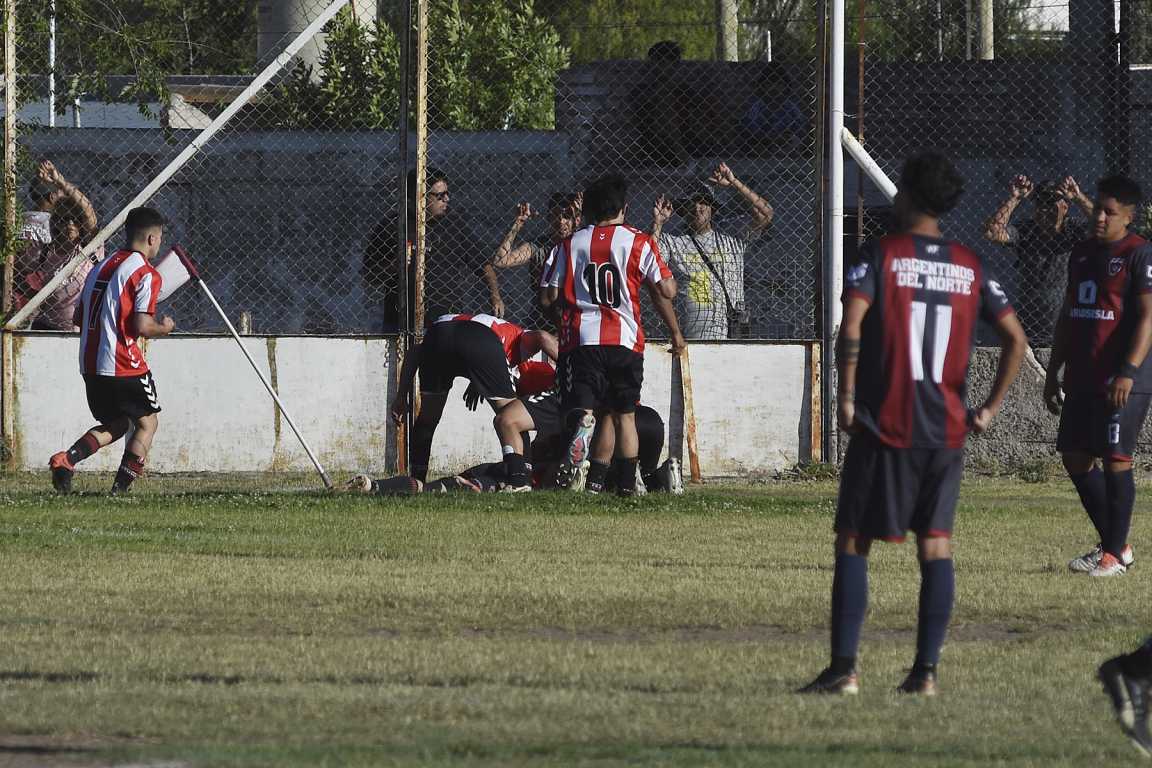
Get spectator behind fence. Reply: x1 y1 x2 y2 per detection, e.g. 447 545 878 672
651 162 773 339
984 174 1092 342
487 191 582 323
16 161 101 331
362 167 494 331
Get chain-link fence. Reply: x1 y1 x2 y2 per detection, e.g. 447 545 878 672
849 0 1152 347
3 0 822 341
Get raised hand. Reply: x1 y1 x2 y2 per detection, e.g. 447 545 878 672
513 202 533 225
653 194 673 228
1009 174 1033 200
708 162 737 188
37 160 66 187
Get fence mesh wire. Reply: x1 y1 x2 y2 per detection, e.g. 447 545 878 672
4 0 821 340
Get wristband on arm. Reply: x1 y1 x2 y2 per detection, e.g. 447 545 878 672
1118 361 1140 379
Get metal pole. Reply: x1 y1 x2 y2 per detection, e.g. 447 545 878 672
812 0 828 463
825 0 845 460
979 0 994 60
965 0 972 59
856 0 866 246
716 0 739 61
48 0 55 127
3 0 16 317
5 0 352 331
196 278 333 489
394 0 412 476
413 0 427 336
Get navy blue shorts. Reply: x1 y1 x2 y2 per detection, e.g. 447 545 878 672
835 430 963 541
1056 392 1152 462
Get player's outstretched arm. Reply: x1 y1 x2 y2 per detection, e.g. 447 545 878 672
647 284 686 355
390 341 423 424
972 311 1027 433
134 312 175 339
984 174 1031 244
492 203 535 269
1108 293 1152 410
836 296 869 433
521 330 559 362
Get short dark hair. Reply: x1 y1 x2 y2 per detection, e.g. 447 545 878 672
124 206 166 243
1097 175 1142 207
583 174 628 222
899 152 964 217
647 40 681 63
406 166 449 202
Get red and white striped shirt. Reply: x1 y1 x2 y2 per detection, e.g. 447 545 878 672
540 224 671 353
78 250 162 377
433 313 527 366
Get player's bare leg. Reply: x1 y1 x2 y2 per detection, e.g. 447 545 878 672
898 536 953 695
409 392 448 483
611 411 640 497
799 534 872 694
111 413 158 493
493 397 532 491
50 418 131 493
584 414 614 493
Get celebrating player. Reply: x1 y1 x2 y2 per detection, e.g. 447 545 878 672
799 153 1026 695
539 173 686 495
390 313 557 489
1044 176 1152 577
49 207 176 494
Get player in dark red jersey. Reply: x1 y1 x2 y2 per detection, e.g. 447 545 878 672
539 173 686 496
799 153 1027 696
1044 176 1152 577
49 207 176 494
389 313 557 489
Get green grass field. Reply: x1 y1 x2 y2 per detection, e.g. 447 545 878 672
0 473 1149 767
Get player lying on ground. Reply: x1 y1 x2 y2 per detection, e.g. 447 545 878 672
50 207 176 494
1098 636 1152 758
1043 175 1152 577
351 359 683 495
539 173 686 496
799 152 1026 696
390 313 557 491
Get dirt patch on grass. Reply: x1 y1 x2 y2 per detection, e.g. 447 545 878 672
0 735 179 768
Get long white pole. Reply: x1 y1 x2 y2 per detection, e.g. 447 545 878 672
195 279 333 489
48 0 56 128
5 0 351 330
828 0 845 342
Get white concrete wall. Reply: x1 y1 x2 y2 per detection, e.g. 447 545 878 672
6 335 812 477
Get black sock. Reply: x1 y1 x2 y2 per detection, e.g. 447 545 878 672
112 451 145 491
914 558 955 668
1070 468 1109 545
503 451 529 486
830 553 868 669
612 457 639 495
1103 469 1135 558
66 433 101 466
586 460 610 493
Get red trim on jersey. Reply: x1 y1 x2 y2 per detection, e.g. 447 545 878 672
516 360 557 397
116 268 142 375
590 225 621 346
942 245 979 447
876 235 915 448
560 237 579 352
625 234 647 352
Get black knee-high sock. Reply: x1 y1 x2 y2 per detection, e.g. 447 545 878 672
1103 469 1135 558
586 460 610 493
1070 468 1109 544
66 433 101 466
409 422 436 483
502 449 529 486
914 558 955 669
112 451 145 492
612 457 639 495
830 553 868 673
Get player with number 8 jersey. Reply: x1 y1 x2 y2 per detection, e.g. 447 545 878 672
539 173 686 495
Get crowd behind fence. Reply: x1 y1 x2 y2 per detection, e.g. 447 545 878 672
4 0 1152 348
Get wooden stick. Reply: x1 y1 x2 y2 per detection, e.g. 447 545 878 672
679 347 703 484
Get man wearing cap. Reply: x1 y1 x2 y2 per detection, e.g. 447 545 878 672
651 162 773 339
984 174 1093 342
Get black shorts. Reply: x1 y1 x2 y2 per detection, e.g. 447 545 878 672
419 321 516 400
1056 392 1152 462
558 345 643 414
84 372 161 424
835 430 963 542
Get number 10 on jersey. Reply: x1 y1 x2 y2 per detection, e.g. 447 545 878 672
583 263 623 308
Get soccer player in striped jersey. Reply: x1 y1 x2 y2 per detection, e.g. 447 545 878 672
390 312 557 490
539 173 686 495
1045 176 1152 577
799 153 1027 695
49 207 176 494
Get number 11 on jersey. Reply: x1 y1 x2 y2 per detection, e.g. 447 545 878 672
909 301 953 384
